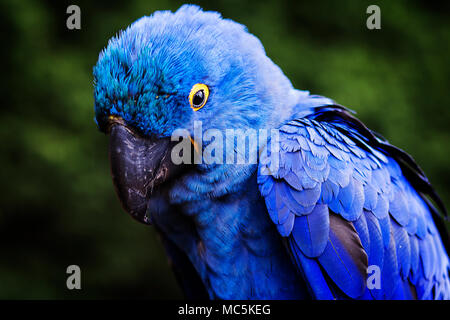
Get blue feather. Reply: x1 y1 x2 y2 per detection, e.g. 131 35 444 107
389 188 410 226
372 193 389 219
391 220 411 280
379 225 399 299
292 204 330 257
353 212 370 257
276 213 295 237
317 214 367 298
320 180 339 204
283 171 304 191
289 241 335 299
289 183 321 208
364 210 384 270
363 183 378 211
377 215 391 249
409 234 420 278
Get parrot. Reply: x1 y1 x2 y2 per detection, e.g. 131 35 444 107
93 5 450 299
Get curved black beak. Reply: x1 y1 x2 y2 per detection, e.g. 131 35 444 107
108 118 174 225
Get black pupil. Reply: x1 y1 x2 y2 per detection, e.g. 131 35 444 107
193 90 205 106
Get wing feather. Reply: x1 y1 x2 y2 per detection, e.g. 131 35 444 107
258 104 450 299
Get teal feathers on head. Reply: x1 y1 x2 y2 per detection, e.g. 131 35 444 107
93 4 295 138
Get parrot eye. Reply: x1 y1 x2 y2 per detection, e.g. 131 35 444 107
189 83 209 111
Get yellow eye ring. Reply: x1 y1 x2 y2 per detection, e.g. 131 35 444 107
189 83 209 111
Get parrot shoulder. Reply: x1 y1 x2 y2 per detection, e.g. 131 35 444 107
257 104 450 299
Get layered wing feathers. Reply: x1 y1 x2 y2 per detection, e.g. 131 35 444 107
258 106 450 299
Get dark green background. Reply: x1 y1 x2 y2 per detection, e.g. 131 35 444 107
1 0 449 299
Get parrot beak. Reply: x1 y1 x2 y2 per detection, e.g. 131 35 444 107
107 116 177 225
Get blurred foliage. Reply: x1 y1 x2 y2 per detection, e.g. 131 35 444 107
0 0 448 298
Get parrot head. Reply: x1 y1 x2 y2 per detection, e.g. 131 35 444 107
93 5 296 224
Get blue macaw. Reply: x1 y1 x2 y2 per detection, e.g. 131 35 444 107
93 5 450 299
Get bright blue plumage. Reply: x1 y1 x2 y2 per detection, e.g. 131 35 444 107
93 5 450 299
258 107 450 299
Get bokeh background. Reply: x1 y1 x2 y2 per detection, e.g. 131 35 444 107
1 0 449 299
